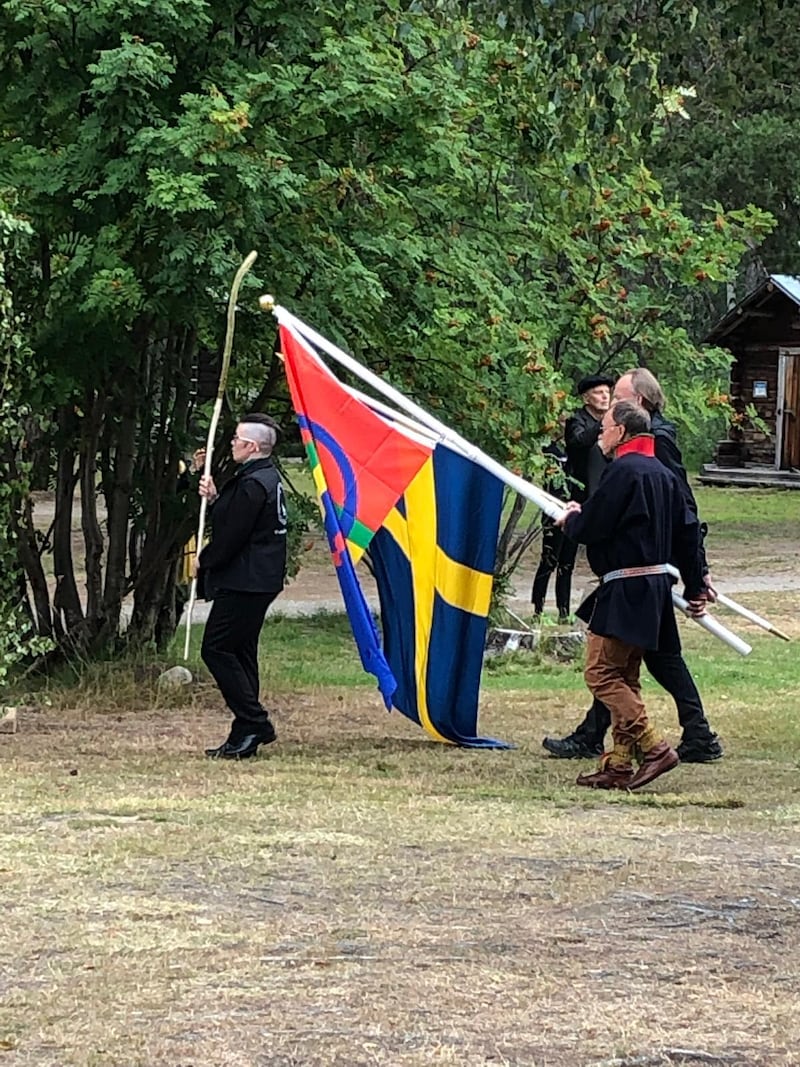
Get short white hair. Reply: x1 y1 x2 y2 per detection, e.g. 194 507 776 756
239 421 276 454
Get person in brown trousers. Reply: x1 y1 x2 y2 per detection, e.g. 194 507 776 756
556 401 708 790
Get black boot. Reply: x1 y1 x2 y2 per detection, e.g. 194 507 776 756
542 734 604 759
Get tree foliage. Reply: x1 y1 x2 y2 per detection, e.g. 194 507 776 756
0 195 53 687
0 0 774 663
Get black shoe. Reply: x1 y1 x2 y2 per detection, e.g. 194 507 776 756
542 735 604 759
205 723 277 760
676 736 723 763
205 740 236 758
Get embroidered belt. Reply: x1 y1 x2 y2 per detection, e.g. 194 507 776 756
601 564 668 584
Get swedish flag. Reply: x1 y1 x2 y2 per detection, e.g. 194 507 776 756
370 444 510 748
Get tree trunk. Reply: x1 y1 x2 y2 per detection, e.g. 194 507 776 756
80 392 106 635
128 328 197 647
12 495 53 639
495 491 527 574
52 406 84 635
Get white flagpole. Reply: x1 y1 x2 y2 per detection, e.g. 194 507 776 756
670 591 751 656
666 564 789 641
264 300 752 657
269 303 565 519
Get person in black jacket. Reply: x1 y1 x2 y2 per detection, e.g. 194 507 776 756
564 374 615 503
557 401 708 790
531 376 613 620
530 432 576 621
543 368 724 764
197 413 287 760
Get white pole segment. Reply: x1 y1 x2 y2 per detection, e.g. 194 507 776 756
666 564 789 641
275 307 565 519
182 396 222 660
183 251 258 659
671 590 752 656
273 305 752 657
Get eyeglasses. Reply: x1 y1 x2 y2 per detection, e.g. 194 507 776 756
232 433 257 444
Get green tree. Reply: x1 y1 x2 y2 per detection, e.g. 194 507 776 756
651 0 800 278
0 196 53 685
0 0 773 664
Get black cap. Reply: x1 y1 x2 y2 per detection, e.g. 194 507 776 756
576 374 615 396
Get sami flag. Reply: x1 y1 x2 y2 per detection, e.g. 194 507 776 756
370 444 510 749
280 325 432 563
280 322 507 747
280 324 431 706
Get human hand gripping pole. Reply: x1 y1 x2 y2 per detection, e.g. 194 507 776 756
183 251 258 660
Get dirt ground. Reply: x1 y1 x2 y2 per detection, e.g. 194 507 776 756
3 677 800 1067
4 491 797 1065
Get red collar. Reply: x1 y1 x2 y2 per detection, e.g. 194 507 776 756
616 434 655 458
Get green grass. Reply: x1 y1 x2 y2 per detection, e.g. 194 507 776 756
693 482 798 541
4 591 800 1065
175 598 798 695
693 483 798 524
499 479 799 552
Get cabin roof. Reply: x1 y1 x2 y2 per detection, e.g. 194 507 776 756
705 273 800 343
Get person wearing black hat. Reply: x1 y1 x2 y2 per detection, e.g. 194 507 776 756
530 374 613 623
196 412 288 759
564 374 615 504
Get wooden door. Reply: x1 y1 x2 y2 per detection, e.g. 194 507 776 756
777 350 800 469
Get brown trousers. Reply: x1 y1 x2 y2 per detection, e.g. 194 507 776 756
584 632 655 754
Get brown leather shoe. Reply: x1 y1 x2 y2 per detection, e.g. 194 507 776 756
628 740 679 790
576 764 634 790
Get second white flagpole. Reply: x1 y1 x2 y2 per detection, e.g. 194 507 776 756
264 299 752 657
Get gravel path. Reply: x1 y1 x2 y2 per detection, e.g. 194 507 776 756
180 566 800 623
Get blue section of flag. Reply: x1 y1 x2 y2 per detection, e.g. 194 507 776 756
299 413 360 539
319 487 397 709
369 445 511 749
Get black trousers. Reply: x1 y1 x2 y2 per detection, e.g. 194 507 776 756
531 520 578 618
201 590 278 738
573 648 714 745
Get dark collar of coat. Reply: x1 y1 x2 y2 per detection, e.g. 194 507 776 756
233 455 275 478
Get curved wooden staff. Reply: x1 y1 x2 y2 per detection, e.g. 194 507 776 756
183 250 258 660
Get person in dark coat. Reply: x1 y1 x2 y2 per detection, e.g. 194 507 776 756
543 368 724 764
531 375 613 621
564 374 615 503
556 401 707 790
530 429 576 621
197 413 287 760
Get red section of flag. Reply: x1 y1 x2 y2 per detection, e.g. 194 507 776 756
280 324 432 537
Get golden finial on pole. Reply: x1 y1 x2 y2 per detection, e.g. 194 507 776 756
259 293 276 313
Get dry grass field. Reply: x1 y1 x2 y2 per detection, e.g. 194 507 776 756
2 487 799 1066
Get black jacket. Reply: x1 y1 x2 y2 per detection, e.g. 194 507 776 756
651 411 708 573
565 407 609 503
198 457 287 599
564 444 704 651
